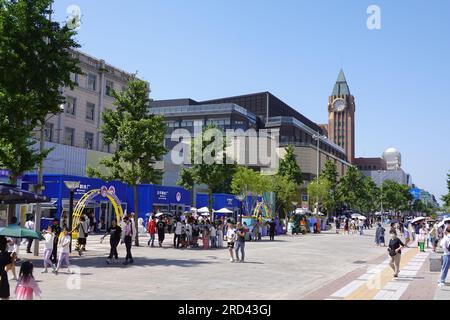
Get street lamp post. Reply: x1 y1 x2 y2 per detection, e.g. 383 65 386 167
236 194 245 224
64 181 80 253
312 132 327 214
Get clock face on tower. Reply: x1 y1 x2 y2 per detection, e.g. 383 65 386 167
333 99 346 112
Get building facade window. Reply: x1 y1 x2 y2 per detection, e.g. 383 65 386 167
70 73 78 86
165 121 179 128
86 102 95 121
87 73 97 91
65 96 76 115
85 132 94 150
105 80 114 97
181 120 194 127
64 127 75 146
44 122 54 142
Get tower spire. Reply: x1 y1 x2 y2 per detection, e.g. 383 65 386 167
332 69 350 96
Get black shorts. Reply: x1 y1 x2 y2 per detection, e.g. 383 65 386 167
227 242 234 249
78 238 86 245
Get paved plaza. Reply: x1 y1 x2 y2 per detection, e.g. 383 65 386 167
6 227 450 300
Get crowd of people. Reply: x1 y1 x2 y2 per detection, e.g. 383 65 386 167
378 218 450 285
334 216 375 235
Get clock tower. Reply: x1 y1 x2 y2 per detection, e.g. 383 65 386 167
328 69 355 164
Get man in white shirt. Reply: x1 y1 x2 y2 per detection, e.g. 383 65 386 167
209 224 217 248
226 223 236 262
25 218 35 253
173 218 182 248
438 226 450 287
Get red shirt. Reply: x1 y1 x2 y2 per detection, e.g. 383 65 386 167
148 220 156 234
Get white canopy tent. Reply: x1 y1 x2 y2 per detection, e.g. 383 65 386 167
214 208 233 214
197 207 210 214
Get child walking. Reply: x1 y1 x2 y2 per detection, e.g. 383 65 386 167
53 228 72 275
15 261 41 300
42 226 55 273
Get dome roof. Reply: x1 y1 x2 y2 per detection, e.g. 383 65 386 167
382 147 402 165
384 147 399 155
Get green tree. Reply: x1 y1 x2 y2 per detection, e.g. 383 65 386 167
442 171 450 210
271 175 298 230
0 0 80 221
178 124 236 212
307 177 331 213
356 176 380 213
381 180 413 214
338 166 365 210
278 145 303 185
231 166 258 215
320 160 339 217
87 79 166 246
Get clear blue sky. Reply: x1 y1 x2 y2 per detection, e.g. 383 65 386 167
53 0 450 203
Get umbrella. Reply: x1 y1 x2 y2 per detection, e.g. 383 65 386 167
351 213 360 219
197 207 210 214
0 225 44 240
215 208 233 214
358 216 367 220
200 212 210 216
438 218 450 228
411 217 426 224
0 183 50 205
155 212 172 218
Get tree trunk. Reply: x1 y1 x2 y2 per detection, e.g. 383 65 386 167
285 209 289 234
133 184 139 246
208 189 213 221
7 176 18 225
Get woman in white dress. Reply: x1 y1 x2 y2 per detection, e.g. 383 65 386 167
217 223 224 248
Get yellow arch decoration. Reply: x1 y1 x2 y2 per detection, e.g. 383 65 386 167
70 188 124 239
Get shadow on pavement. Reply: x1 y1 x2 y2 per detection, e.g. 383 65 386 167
67 256 215 269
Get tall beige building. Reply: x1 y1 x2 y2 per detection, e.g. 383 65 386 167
43 49 148 153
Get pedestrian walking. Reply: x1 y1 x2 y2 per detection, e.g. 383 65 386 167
53 227 72 275
186 221 193 247
335 218 340 234
418 224 427 252
235 222 246 263
403 223 411 248
191 220 200 248
375 223 385 246
50 219 61 265
121 216 135 265
15 261 41 300
388 231 405 278
167 218 173 234
156 218 166 247
147 217 156 247
202 222 210 250
344 219 349 235
24 217 35 254
210 224 217 248
101 219 122 264
438 226 450 287
5 237 18 281
226 223 236 262
358 219 364 236
430 223 439 252
173 218 182 248
0 236 12 300
76 216 88 255
41 226 55 273
269 219 276 241
217 223 223 248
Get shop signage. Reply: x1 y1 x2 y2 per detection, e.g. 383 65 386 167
176 192 181 202
157 190 169 201
74 184 91 196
